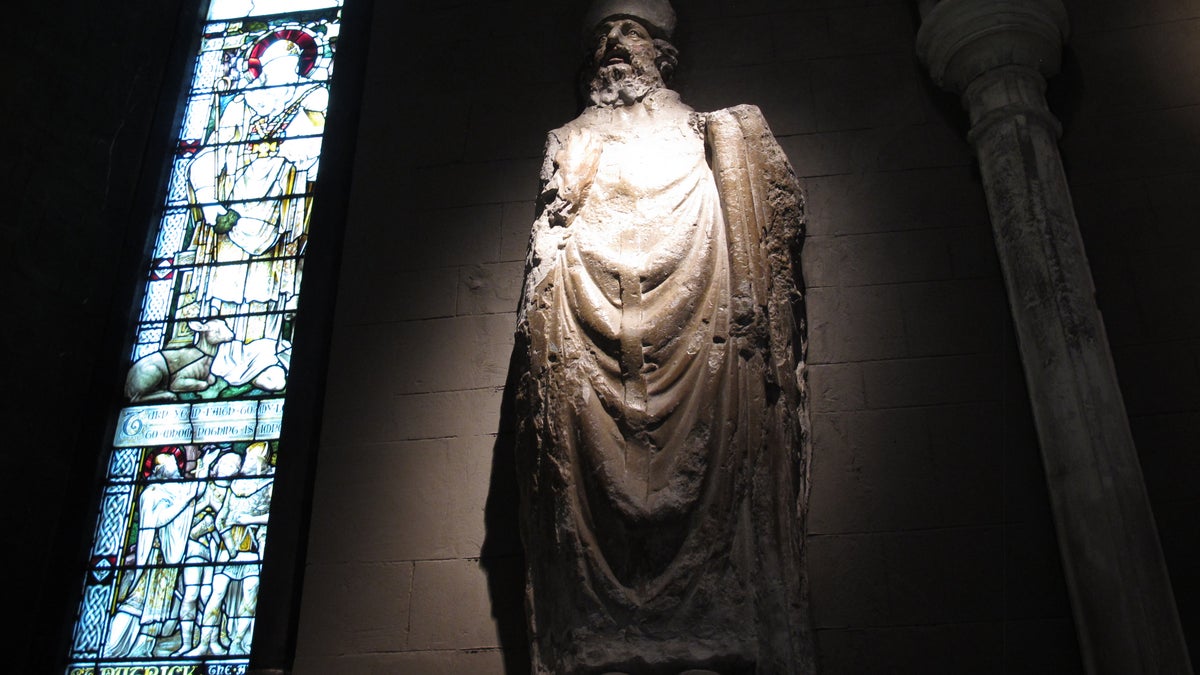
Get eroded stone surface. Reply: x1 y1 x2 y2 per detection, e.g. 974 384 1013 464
514 3 813 673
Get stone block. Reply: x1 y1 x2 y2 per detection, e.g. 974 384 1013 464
465 85 576 162
1064 0 1200 36
394 388 507 440
883 527 1004 625
395 204 505 271
779 132 861 179
1129 246 1200 340
500 201 536 262
806 533 892 628
861 353 1002 409
1001 618 1084 675
1071 19 1200 115
809 53 926 132
1132 412 1200 506
1001 406 1055 524
1152 501 1200 652
798 236 839 289
1093 274 1146 348
324 311 509 405
356 81 468 169
770 3 914 62
1062 112 1200 186
867 122 973 172
390 314 515 394
335 264 459 325
801 229 957 288
808 409 935 533
295 561 413 656
807 285 908 363
779 123 971 179
1144 172 1200 249
413 159 541 209
458 262 524 316
899 278 1007 357
408 559 504 651
307 436 497 563
687 14 778 71
925 403 1005 525
1072 179 1158 252
808 406 1002 534
817 623 1005 675
294 649 510 675
476 433 525 560
682 62 817 136
1112 341 1200 416
804 166 989 237
320 386 505 444
947 223 1001 279
807 362 866 413
323 323 405 406
1002 521 1073 620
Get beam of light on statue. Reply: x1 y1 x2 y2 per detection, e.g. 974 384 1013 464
513 2 816 673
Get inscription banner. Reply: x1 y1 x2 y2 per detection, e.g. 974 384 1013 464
114 398 286 447
67 661 248 675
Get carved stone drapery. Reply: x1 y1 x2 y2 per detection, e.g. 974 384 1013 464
917 2 1193 673
514 4 812 672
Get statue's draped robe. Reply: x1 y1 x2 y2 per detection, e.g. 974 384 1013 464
517 90 812 674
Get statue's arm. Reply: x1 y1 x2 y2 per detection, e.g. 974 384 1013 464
520 131 567 325
707 103 807 400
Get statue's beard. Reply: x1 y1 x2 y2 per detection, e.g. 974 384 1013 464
587 57 664 107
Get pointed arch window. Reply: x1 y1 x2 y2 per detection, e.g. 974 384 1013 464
63 1 360 672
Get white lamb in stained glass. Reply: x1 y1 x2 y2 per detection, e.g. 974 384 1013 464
125 319 235 402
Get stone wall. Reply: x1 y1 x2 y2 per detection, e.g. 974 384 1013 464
1059 0 1200 658
293 0 1080 672
12 0 1198 673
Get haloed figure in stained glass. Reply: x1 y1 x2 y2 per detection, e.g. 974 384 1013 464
102 443 276 659
103 449 198 657
181 30 328 396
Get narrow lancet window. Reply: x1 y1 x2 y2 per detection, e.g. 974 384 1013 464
67 2 345 672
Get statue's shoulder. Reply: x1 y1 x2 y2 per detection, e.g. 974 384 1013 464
544 114 596 150
702 104 769 132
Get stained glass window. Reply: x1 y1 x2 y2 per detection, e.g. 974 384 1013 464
67 2 345 673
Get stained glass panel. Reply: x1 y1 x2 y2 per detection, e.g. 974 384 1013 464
67 2 343 673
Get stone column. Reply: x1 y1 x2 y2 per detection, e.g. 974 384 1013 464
916 2 1193 673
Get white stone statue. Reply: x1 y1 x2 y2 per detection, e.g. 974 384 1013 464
515 1 814 673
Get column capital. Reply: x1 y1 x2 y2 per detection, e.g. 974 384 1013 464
916 0 1069 95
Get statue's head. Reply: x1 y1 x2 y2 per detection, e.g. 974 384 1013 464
582 0 679 107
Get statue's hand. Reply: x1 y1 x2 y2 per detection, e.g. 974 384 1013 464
213 208 241 234
543 191 571 229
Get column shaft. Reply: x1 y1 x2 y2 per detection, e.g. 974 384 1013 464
917 2 1193 672
967 66 1191 675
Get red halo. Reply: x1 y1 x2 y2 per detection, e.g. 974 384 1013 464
142 446 186 479
247 29 319 80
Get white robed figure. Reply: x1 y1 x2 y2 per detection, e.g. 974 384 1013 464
183 30 327 392
104 451 198 657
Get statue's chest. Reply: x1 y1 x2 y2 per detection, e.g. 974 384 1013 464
572 127 719 277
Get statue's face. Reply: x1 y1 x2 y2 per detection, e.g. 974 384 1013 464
586 18 665 107
591 19 657 76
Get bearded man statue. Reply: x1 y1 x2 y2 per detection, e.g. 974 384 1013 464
514 1 814 673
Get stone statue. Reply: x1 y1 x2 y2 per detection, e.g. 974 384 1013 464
514 1 814 672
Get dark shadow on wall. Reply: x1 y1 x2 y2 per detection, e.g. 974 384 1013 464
481 346 533 674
